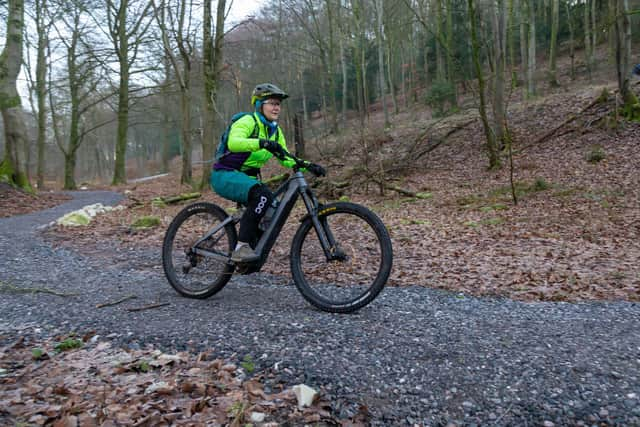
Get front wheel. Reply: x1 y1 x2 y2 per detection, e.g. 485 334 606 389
162 202 237 298
290 202 393 313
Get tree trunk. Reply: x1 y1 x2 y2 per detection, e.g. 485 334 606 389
548 0 559 87
324 0 338 134
608 0 617 64
340 34 348 122
0 0 30 190
293 113 305 158
615 0 638 115
200 0 227 189
161 59 171 173
584 0 593 77
445 0 456 106
386 39 398 115
435 0 445 81
490 0 506 168
519 0 528 92
112 0 130 185
180 84 192 185
526 0 536 98
375 0 389 127
35 0 48 189
508 0 517 86
565 2 575 80
468 0 498 169
353 0 366 122
62 15 82 190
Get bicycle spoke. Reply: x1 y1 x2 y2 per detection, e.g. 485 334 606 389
162 203 236 298
291 203 392 312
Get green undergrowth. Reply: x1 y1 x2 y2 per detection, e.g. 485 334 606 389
131 215 161 229
456 178 552 209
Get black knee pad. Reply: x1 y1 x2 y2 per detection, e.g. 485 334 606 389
247 184 274 219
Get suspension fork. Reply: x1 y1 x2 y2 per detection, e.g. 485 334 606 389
300 188 340 261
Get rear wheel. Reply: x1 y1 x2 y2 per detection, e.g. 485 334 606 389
162 202 237 298
290 202 392 313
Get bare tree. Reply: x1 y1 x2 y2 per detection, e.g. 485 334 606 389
23 0 52 188
0 0 31 190
105 0 154 185
525 0 535 97
200 0 227 189
584 0 594 77
154 0 197 185
468 0 502 170
614 0 638 118
34 0 49 189
374 0 389 127
284 0 339 133
49 0 109 189
548 0 559 87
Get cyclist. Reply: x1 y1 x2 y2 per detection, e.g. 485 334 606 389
211 83 326 263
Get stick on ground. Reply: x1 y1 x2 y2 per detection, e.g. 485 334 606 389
127 302 170 312
96 294 137 309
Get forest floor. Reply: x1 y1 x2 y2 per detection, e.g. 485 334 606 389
6 72 638 304
2 60 640 425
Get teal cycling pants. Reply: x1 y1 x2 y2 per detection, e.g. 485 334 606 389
210 169 259 205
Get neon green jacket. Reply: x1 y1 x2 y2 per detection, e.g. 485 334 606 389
222 112 296 172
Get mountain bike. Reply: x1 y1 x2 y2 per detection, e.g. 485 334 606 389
161 152 393 313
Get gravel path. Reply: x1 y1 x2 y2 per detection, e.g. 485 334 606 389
1 191 639 425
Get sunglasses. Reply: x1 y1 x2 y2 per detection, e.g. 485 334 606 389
263 100 282 107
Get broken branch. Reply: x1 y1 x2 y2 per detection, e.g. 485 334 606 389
127 302 170 312
0 281 78 297
96 294 137 309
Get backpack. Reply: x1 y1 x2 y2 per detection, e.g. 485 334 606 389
215 112 259 161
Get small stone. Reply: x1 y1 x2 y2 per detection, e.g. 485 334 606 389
292 384 318 409
145 381 170 394
543 421 554 427
250 412 266 423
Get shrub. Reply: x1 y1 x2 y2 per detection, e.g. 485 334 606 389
587 145 606 163
425 80 456 116
131 215 161 229
532 177 550 192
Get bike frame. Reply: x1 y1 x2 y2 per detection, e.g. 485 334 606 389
192 168 338 270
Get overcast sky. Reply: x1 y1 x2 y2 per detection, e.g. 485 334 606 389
227 0 261 24
6 1 263 103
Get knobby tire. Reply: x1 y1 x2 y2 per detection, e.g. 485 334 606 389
162 202 237 298
290 202 392 313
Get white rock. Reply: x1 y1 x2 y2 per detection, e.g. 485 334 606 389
292 384 317 409
57 211 91 226
250 412 266 423
145 381 169 394
55 203 120 227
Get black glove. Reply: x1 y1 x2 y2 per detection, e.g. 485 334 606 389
259 139 286 158
306 162 326 177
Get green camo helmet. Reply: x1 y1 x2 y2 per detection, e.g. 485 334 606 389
251 83 289 106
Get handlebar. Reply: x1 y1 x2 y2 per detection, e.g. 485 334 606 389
274 149 311 173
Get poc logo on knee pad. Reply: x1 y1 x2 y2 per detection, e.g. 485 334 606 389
255 196 268 214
